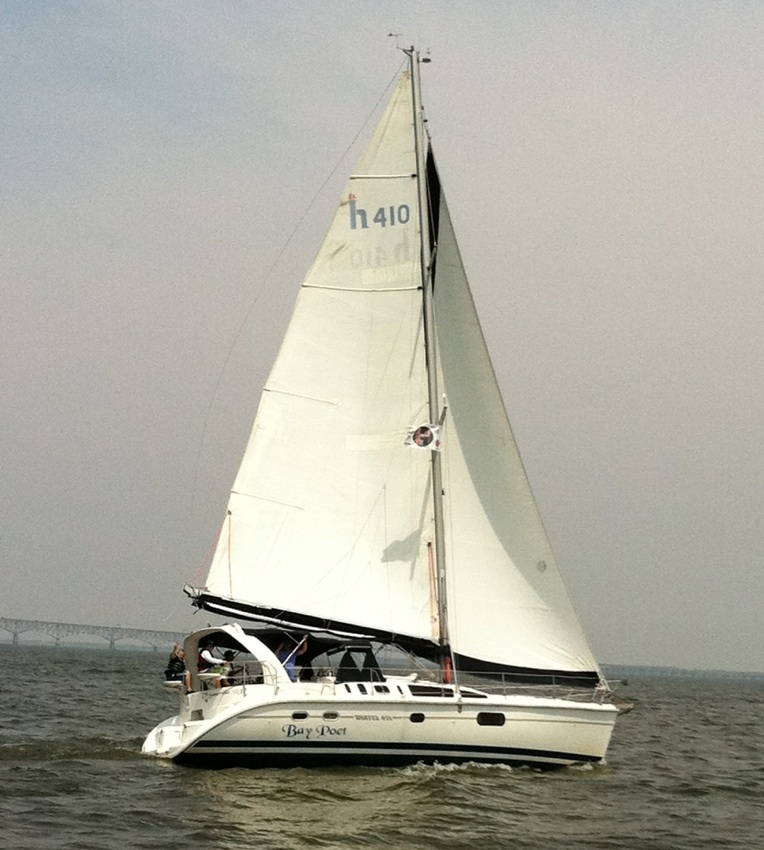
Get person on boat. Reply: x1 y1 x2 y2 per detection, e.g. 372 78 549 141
197 637 226 688
275 637 307 682
164 643 190 689
221 649 238 686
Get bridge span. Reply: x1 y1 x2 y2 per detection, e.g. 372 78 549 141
0 617 183 650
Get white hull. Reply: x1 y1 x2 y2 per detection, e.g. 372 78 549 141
144 677 617 769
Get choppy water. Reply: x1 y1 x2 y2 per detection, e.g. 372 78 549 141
1 644 762 849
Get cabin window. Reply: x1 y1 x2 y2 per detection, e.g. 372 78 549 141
357 683 367 695
410 713 425 723
476 712 505 726
409 684 451 698
323 711 339 721
460 688 488 699
292 711 308 721
374 685 390 694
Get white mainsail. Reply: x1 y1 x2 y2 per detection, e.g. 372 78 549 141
196 66 600 682
203 72 438 642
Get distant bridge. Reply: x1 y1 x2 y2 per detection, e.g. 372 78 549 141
0 617 183 650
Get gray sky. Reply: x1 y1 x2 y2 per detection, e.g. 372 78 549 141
3 1 763 672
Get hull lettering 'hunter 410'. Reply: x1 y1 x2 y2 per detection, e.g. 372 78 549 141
143 48 618 768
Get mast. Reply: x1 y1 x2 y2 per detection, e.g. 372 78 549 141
405 47 451 664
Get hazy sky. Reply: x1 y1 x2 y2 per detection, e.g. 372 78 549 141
3 2 763 672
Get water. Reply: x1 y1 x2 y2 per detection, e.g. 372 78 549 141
1 644 762 849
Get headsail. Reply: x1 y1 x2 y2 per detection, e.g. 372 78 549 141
431 184 600 683
191 58 602 685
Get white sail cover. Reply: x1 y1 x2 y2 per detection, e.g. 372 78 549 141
200 67 600 678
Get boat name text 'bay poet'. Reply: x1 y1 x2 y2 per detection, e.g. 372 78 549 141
282 724 348 739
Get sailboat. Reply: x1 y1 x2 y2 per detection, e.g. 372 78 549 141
143 48 618 768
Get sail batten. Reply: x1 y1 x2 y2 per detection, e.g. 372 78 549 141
302 284 420 292
350 173 415 179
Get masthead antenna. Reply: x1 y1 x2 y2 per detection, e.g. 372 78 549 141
397 42 433 65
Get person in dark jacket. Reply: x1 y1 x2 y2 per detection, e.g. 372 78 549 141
164 643 190 689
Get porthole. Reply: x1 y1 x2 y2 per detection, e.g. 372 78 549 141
410 712 425 724
323 711 339 721
476 712 505 727
291 711 308 721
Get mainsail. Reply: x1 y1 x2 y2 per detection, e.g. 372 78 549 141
192 64 601 684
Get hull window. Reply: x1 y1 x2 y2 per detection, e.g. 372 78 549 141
476 712 506 727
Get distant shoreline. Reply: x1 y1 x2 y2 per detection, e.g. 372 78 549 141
602 663 764 682
1 636 762 680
